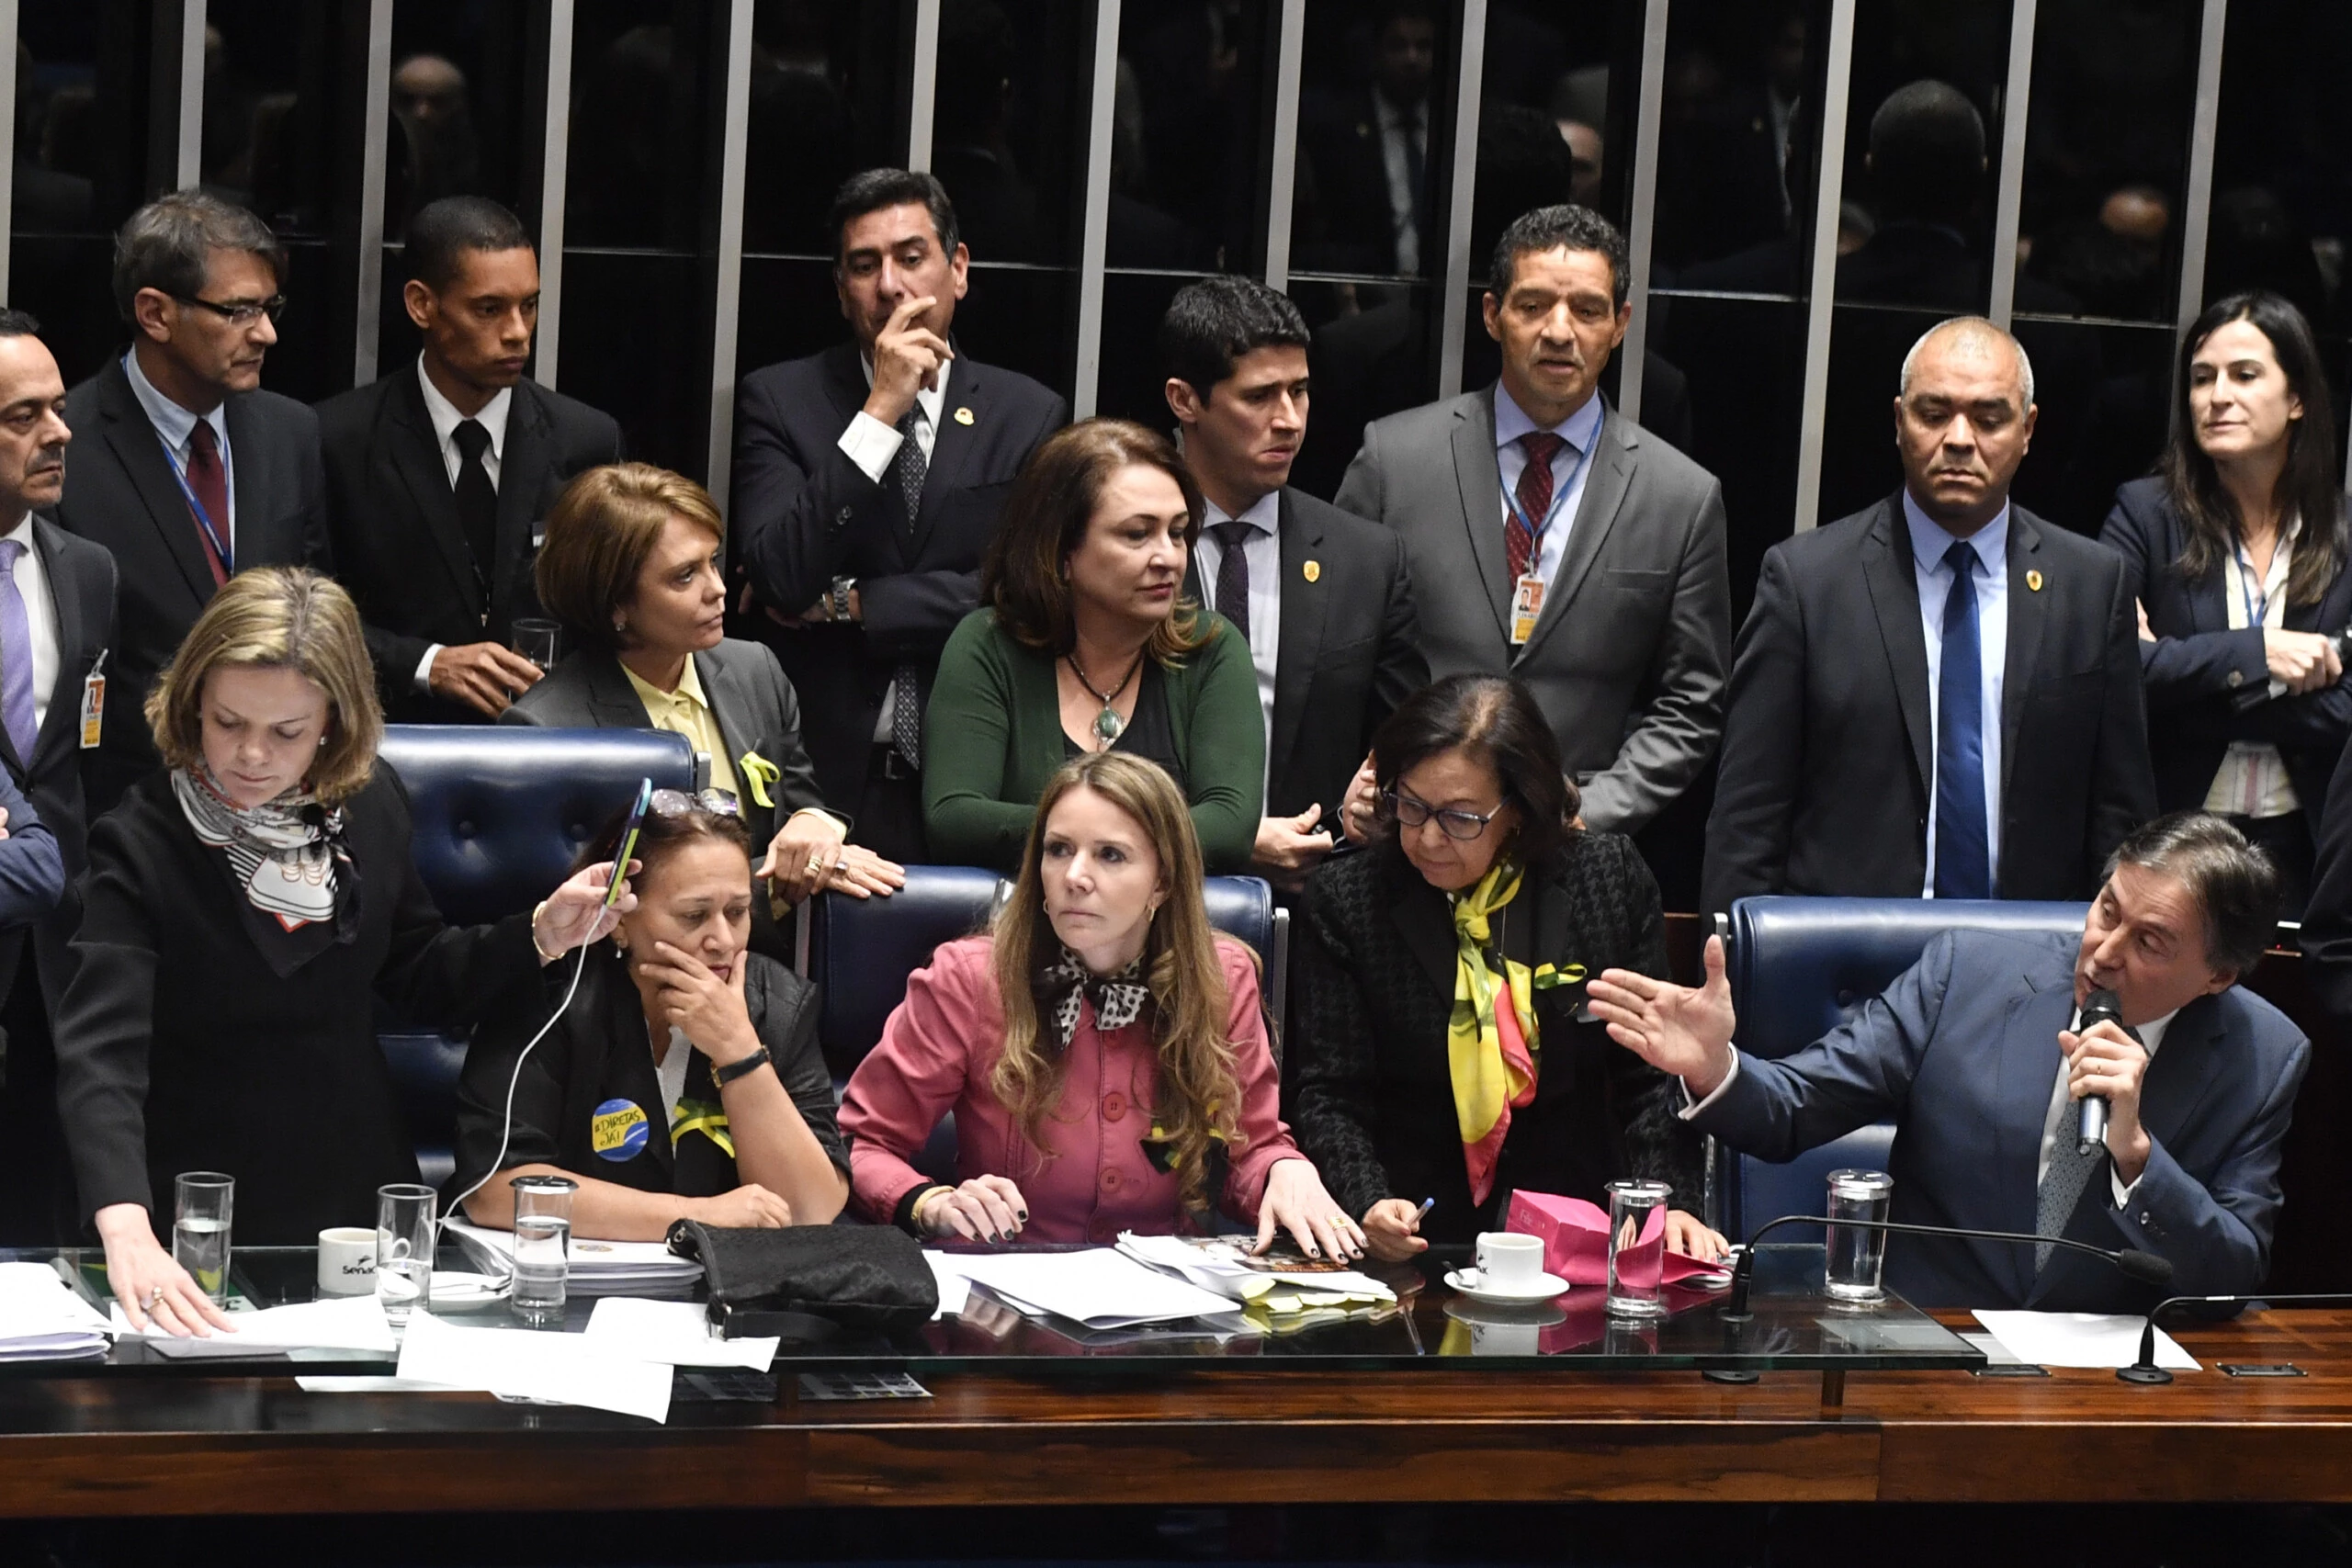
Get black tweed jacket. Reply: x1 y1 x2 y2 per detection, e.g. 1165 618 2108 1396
1287 834 1702 1242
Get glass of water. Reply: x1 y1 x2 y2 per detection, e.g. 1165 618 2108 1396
510 617 561 671
172 1171 234 1307
1825 1168 1894 1304
376 1183 437 1325
1604 1179 1671 1318
510 1175 577 1325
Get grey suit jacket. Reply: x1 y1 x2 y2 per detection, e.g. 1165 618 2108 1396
1692 929 2310 1312
499 637 826 852
1333 388 1730 833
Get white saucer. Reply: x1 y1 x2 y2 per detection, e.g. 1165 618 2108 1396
1444 1266 1571 1305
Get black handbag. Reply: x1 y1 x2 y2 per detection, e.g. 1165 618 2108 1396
667 1219 940 1341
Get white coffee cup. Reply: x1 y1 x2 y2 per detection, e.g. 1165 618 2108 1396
317 1225 377 1296
1474 1231 1545 1289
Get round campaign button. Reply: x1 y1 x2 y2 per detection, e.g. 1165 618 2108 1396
591 1098 650 1161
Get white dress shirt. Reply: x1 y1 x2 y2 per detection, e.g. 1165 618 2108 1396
0 513 61 738
122 346 234 547
1374 88 1428 275
408 358 519 690
1191 490 1283 787
1494 383 1606 604
2205 517 2299 818
838 356 947 745
1905 491 2009 897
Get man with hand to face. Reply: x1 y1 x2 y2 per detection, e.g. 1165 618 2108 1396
1335 203 1730 840
316 196 624 721
732 169 1067 863
1591 813 2308 1313
1160 276 1425 893
1702 315 2155 914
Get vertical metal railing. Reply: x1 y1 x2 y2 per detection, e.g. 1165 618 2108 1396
1788 0 1857 533
1069 0 1122 419
1434 0 1488 399
535 0 576 389
1616 0 1671 424
705 0 755 511
351 0 394 387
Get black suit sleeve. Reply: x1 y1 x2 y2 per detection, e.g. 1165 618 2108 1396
1369 525 1430 736
758 967 848 1173
732 372 886 618
1702 546 1805 915
1285 871 1396 1220
2301 739 2352 1013
294 404 334 578
752 644 830 817
53 809 164 1216
2098 491 2267 709
2085 556 2160 884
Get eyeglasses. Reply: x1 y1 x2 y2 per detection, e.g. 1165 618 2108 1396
649 787 741 818
172 293 288 326
1379 789 1500 840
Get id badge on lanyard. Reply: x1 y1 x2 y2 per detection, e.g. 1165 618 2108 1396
1504 426 1597 646
79 650 105 750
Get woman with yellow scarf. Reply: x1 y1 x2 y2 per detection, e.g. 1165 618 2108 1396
1289 674 1725 1263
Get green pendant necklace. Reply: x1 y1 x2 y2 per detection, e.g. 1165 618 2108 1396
1067 648 1146 747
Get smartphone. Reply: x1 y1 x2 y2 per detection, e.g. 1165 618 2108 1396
604 777 651 909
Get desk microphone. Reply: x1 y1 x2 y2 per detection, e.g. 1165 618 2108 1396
1724 1213 2172 1320
2116 1291 2352 1384
2076 988 2136 1156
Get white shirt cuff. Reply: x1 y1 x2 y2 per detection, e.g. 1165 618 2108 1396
787 807 849 834
837 412 904 486
2110 1166 2143 1207
1676 1049 1741 1120
413 644 443 693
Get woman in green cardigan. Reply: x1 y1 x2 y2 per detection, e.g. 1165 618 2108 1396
924 419 1264 873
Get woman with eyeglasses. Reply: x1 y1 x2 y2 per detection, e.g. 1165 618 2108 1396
1288 674 1724 1263
454 790 849 1239
509 464 903 931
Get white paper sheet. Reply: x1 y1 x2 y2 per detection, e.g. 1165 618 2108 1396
1973 1309 2199 1371
582 1297 778 1370
445 1222 703 1291
395 1309 673 1422
943 1247 1240 1328
0 1262 110 1359
109 1294 397 1358
296 1375 463 1393
923 1254 972 1319
1114 1233 1396 1303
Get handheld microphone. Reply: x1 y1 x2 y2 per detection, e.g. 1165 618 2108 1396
2116 1291 2352 1384
2075 988 2139 1156
1724 1212 2172 1319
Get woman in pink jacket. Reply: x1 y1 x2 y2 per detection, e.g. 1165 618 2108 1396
841 751 1359 1259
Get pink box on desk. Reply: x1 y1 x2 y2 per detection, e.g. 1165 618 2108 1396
1504 1190 1729 1287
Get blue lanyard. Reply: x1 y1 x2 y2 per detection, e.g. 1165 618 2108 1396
157 428 232 575
1500 412 1601 572
2233 532 2273 628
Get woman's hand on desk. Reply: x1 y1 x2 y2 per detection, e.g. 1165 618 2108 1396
1255 1159 1363 1262
95 1202 234 1337
918 1176 1028 1243
1664 1209 1730 1264
1360 1198 1430 1262
688 1185 793 1228
533 861 639 961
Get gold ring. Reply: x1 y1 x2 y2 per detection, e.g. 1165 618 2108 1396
805 853 826 874
144 1287 163 1309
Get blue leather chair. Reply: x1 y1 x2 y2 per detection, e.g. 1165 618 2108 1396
1719 896 2088 1241
376 725 696 1186
801 866 1286 1185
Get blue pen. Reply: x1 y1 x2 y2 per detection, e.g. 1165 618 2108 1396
1412 1197 1436 1229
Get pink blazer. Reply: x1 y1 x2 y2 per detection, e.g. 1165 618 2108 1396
840 935 1303 1242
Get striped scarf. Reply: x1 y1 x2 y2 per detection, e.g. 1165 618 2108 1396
171 763 343 931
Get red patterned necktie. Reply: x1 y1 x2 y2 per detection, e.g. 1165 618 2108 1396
185 420 230 586
1510 432 1566 581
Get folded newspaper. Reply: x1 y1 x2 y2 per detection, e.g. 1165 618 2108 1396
1114 1233 1396 1314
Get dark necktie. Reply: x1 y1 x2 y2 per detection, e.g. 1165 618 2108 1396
1934 538 1992 898
2037 1101 2104 1273
451 419 499 588
1510 432 1566 581
888 408 927 770
184 420 230 586
1209 519 1254 641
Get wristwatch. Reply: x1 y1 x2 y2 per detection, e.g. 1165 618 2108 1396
828 577 856 623
713 1046 773 1088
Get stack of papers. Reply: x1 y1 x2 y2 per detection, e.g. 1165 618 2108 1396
582 1298 778 1371
109 1294 398 1359
0 1262 109 1360
927 1247 1241 1330
447 1221 702 1294
1115 1233 1397 1316
1973 1309 2199 1371
395 1310 673 1422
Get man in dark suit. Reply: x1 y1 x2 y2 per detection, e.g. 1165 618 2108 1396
1703 317 2155 915
1334 203 1732 839
317 196 624 721
1294 0 1442 277
731 168 1068 863
1595 814 2308 1312
50 192 330 813
1159 276 1426 893
0 312 116 1243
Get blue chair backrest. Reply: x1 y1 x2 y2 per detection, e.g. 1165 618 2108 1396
376 725 697 1186
1721 896 2088 1240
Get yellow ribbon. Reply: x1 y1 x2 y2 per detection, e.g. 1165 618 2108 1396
737 751 780 810
671 1097 735 1159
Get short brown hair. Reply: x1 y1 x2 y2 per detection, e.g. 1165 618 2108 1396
145 567 383 806
979 419 1208 663
535 464 725 652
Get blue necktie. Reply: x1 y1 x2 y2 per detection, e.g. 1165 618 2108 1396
1934 538 1991 898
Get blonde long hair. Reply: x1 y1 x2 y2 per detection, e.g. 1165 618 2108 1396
989 752 1248 1213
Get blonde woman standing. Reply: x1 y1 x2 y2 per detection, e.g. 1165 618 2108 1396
842 750 1354 1258
54 568 630 1336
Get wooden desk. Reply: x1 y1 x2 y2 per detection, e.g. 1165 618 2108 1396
4 1310 2350 1517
